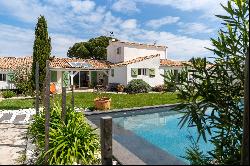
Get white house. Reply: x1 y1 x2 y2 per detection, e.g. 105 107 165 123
0 40 189 91
107 39 188 87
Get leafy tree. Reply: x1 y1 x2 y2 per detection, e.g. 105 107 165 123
31 15 51 93
67 36 114 60
13 65 33 96
164 0 249 164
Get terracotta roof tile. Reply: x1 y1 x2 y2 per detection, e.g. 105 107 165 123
0 56 112 70
160 59 190 67
50 57 112 69
111 54 160 67
0 56 32 71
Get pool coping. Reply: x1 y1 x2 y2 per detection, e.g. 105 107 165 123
83 103 181 116
85 118 146 165
85 103 188 165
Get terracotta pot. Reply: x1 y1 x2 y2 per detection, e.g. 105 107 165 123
94 97 111 110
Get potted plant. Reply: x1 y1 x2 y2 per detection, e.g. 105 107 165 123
94 96 111 110
116 84 125 92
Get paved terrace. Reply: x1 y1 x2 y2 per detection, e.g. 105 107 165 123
0 109 35 164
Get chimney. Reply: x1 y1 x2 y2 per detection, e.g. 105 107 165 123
109 38 117 45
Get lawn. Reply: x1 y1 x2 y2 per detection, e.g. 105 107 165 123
0 98 34 110
0 92 180 110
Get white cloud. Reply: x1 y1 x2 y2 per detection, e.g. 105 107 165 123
178 22 214 35
146 16 180 29
0 0 105 33
0 0 44 23
0 24 84 57
112 0 140 13
0 0 215 60
50 33 85 56
97 15 212 60
125 29 212 60
120 19 137 29
70 0 96 13
136 0 227 20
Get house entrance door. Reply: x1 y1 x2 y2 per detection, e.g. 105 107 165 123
80 71 89 87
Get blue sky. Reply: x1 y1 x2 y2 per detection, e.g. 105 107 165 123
0 0 227 60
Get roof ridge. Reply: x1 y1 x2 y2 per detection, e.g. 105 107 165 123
110 40 167 48
111 54 160 67
160 59 189 67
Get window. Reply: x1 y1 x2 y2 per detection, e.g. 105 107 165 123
149 68 155 77
0 73 6 81
111 69 114 77
138 68 147 76
117 47 121 54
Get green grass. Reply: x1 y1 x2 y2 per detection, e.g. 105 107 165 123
0 92 180 110
0 99 34 110
50 92 181 110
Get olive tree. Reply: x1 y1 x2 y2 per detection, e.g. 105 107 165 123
164 0 249 164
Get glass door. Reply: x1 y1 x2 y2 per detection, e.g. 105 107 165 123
79 71 89 87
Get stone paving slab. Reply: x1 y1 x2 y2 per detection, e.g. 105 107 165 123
0 109 35 124
0 113 13 122
0 124 28 165
0 109 36 165
13 114 26 123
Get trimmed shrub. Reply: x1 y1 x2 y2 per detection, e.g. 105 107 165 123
125 79 151 94
152 85 166 92
2 90 16 98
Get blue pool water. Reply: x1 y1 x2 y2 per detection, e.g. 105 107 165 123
113 110 214 164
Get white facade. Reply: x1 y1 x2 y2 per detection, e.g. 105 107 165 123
0 71 16 90
124 46 166 61
126 56 163 87
107 40 167 63
106 40 185 87
108 66 127 86
107 42 125 63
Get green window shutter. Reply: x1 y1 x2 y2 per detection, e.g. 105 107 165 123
62 71 69 87
149 68 155 77
50 71 57 82
111 69 114 77
91 71 97 86
7 73 15 82
131 68 138 77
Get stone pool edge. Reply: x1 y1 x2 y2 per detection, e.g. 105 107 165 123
84 103 181 116
85 118 146 165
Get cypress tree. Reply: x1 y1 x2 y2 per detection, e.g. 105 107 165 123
31 15 51 93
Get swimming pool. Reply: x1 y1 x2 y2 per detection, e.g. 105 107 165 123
112 109 214 164
86 105 215 165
